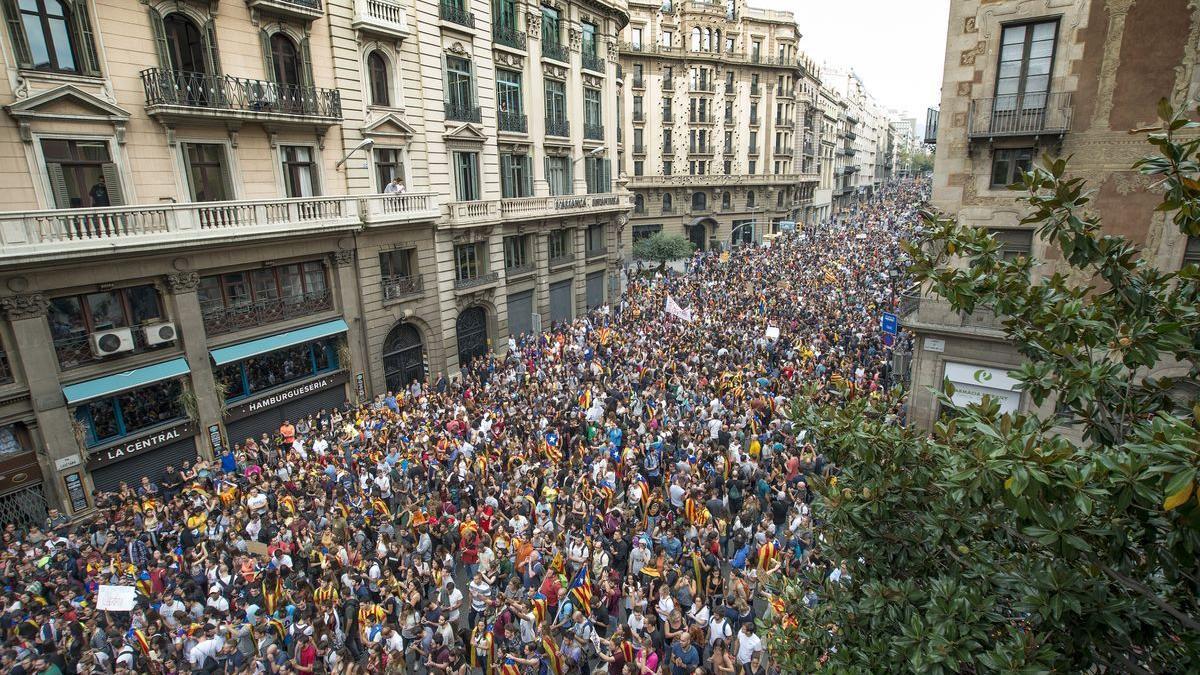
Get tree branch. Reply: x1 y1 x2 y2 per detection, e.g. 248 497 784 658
1099 563 1200 634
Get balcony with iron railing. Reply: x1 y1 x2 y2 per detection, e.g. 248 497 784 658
584 123 604 140
633 110 644 123
52 323 174 370
924 107 939 145
381 274 423 302
632 76 645 89
454 271 500 290
542 41 569 62
141 69 342 126
493 24 527 50
247 0 324 22
505 263 535 278
689 144 714 155
439 0 475 28
445 101 482 123
633 144 646 154
582 52 605 72
689 114 715 124
967 92 1072 139
201 289 334 337
722 83 735 95
548 253 574 267
775 117 794 128
545 117 569 137
689 81 716 93
498 110 527 133
773 145 792 156
352 0 410 39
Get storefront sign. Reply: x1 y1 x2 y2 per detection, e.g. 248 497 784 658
208 424 225 457
356 373 366 399
86 421 196 469
225 371 349 421
63 472 89 513
943 362 1022 414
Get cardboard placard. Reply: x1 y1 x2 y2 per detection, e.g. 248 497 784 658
246 541 271 558
96 585 137 611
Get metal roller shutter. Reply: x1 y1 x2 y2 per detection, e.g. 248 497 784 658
91 438 200 494
507 290 534 339
549 280 573 324
586 272 604 309
225 385 348 448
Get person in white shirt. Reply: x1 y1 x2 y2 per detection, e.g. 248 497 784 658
205 588 229 615
376 626 404 653
444 581 464 623
734 623 762 669
708 613 732 647
188 628 225 669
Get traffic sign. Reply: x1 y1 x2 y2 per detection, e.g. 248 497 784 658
881 312 898 335
882 333 895 347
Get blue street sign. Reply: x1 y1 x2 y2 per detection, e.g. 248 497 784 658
881 312 898 335
883 333 895 347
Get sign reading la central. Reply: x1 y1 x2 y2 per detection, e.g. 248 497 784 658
87 421 196 469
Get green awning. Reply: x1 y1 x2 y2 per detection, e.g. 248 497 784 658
63 357 190 404
209 318 348 366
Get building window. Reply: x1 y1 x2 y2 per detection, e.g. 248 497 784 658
634 194 645 213
584 88 601 124
281 146 318 198
663 128 672 153
633 224 662 241
987 228 1034 260
631 27 642 49
494 0 517 29
1184 236 1200 267
691 192 706 211
379 248 414 279
662 193 673 213
9 0 99 73
368 51 390 106
74 379 185 447
723 160 731 175
746 190 755 207
586 223 605 253
455 242 483 281
661 30 672 48
182 142 231 202
446 55 473 110
215 338 339 403
504 235 530 269
197 261 329 315
633 127 643 150
453 151 480 201
548 229 571 260
996 20 1057 108
500 153 532 198
633 160 643 177
41 138 121 208
269 33 304 89
749 131 757 150
991 148 1035 187
545 79 567 125
541 5 560 45
584 156 610 194
663 160 672 176
581 21 596 57
748 160 756 175
662 98 672 121
721 191 731 210
374 148 406 192
48 285 163 345
546 156 570 195
497 68 522 114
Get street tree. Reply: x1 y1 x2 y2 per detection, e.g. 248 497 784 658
632 232 695 273
765 101 1200 672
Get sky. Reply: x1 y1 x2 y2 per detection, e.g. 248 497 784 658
755 0 951 126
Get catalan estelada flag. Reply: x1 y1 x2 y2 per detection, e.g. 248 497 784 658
757 540 778 572
568 567 593 614
542 635 566 675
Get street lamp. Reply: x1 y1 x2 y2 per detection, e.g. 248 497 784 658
334 137 375 171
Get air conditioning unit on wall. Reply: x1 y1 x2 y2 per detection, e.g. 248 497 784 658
89 328 134 357
143 322 178 346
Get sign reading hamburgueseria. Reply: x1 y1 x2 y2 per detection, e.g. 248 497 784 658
224 371 349 421
87 421 196 469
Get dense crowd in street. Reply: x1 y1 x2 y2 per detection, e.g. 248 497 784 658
0 180 927 675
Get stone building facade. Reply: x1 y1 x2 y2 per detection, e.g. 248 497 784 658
904 0 1200 430
0 0 631 520
616 0 820 250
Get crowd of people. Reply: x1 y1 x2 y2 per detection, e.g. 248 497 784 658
0 180 927 675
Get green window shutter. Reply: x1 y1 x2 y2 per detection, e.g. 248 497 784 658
148 10 171 69
260 29 275 82
47 163 71 209
70 0 100 75
523 156 532 197
100 163 124 206
2 0 31 67
300 36 314 88
204 18 222 76
216 148 233 201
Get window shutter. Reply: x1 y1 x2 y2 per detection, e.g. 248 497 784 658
260 29 275 82
567 158 574 194
100 163 124 206
216 148 233 201
148 9 171 69
300 36 314 88
2 0 31 67
69 0 100 75
523 156 532 197
204 18 222 77
47 163 71 209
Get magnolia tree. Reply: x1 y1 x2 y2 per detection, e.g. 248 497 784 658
632 233 694 273
766 102 1200 672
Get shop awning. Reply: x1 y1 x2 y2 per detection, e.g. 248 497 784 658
63 357 190 404
209 318 349 366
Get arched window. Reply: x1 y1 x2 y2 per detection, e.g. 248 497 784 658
691 192 707 211
270 33 302 87
746 190 756 208
702 29 710 51
777 191 785 207
163 14 207 73
662 193 673 213
721 191 731 210
714 30 721 52
690 27 701 52
368 51 390 106
634 194 645 213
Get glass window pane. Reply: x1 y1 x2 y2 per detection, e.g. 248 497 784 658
198 277 223 309
252 269 280 301
81 398 119 443
85 291 127 330
125 286 162 324
279 265 304 299
1002 25 1026 45
302 261 327 295
1032 22 1055 40
223 272 251 306
48 297 86 340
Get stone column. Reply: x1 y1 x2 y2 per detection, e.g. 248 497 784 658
527 10 550 197
164 272 223 461
330 249 370 401
1 294 81 511
567 22 588 195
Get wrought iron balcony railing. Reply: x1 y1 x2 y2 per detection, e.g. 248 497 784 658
439 1 475 28
382 274 423 301
967 92 1072 139
582 52 604 72
445 101 482 123
498 110 527 133
493 24 526 50
549 253 574 267
545 117 569 137
454 271 499 290
542 41 569 62
584 123 604 140
202 289 334 337
141 69 342 120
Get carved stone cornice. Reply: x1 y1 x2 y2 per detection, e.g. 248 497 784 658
165 272 200 293
582 73 602 89
1 293 48 320
605 38 618 63
568 27 581 52
544 63 568 80
332 249 356 267
494 51 525 69
526 11 542 35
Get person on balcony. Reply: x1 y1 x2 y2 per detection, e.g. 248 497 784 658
384 177 406 195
